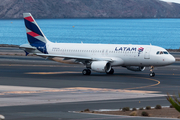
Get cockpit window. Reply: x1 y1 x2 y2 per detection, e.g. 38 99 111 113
156 51 169 55
163 51 168 54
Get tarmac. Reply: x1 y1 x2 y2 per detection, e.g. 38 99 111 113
0 47 180 120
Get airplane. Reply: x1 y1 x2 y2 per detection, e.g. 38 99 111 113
19 13 175 77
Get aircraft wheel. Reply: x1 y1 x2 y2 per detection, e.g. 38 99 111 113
82 69 87 75
87 69 91 75
149 72 155 77
82 69 91 75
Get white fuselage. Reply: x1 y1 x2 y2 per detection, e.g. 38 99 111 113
21 13 176 76
46 42 175 67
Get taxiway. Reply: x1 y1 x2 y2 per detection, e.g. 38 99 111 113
0 47 180 120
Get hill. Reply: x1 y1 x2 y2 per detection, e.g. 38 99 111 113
1 0 180 19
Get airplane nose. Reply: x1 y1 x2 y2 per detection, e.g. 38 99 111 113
169 55 175 64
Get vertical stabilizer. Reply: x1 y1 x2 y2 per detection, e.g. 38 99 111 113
23 13 49 54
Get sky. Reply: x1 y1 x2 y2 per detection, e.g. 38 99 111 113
160 0 180 4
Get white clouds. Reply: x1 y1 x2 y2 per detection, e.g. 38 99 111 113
160 0 180 4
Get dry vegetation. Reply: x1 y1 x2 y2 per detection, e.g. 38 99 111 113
82 107 180 118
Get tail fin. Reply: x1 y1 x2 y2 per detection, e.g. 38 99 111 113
23 13 49 54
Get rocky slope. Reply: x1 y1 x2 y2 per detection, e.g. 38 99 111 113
1 0 180 19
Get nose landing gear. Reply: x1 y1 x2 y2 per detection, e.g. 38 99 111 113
149 66 155 77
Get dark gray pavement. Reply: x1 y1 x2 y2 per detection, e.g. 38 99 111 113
0 49 180 119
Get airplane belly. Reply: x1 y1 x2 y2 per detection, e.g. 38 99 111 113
111 57 124 66
123 57 140 66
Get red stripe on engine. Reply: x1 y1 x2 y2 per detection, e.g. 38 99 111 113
27 31 39 37
24 16 34 22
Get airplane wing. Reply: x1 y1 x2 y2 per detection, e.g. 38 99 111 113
36 53 113 61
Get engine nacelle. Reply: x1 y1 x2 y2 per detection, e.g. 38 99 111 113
91 61 111 73
126 66 145 72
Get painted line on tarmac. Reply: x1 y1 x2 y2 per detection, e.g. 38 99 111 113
25 71 161 90
26 71 81 74
25 70 180 76
124 77 160 90
24 70 180 91
0 64 79 68
0 87 160 95
24 69 180 76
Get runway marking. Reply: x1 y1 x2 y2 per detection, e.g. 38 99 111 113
25 72 161 90
0 86 160 95
25 71 180 76
26 71 80 74
124 77 161 90
0 64 79 67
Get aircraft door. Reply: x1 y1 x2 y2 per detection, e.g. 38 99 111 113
144 48 151 59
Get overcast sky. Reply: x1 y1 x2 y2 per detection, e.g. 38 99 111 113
160 0 180 4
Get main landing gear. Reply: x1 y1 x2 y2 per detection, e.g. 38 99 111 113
82 69 91 75
149 66 155 77
82 68 114 75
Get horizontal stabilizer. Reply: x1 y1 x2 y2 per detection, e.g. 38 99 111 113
19 44 36 50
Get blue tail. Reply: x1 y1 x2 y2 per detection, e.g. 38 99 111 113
23 13 50 54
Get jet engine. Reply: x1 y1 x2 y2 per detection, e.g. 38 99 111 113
126 66 145 72
91 61 111 73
